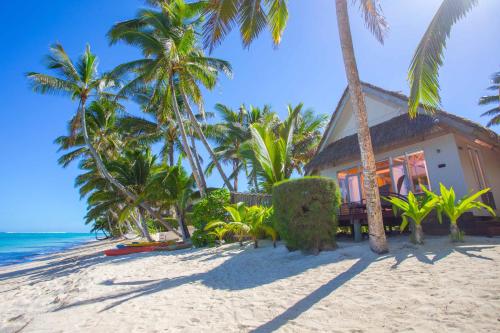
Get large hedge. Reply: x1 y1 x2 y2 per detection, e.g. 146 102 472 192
273 176 340 253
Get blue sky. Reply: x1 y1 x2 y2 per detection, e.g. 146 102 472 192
0 0 498 232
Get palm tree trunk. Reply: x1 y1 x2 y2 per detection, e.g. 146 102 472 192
335 0 388 254
168 141 175 167
168 78 207 197
175 207 191 242
233 159 239 192
137 208 154 242
190 132 208 191
180 90 235 192
79 98 182 237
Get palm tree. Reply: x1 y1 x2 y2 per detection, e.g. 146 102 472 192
108 8 235 194
479 71 500 127
27 44 180 236
407 0 478 117
148 163 197 241
200 0 389 253
205 104 248 191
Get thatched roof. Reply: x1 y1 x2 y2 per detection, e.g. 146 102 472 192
306 83 499 174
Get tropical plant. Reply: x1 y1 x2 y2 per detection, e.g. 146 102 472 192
201 0 389 253
205 202 275 248
479 71 500 127
383 190 438 245
425 184 496 242
27 44 180 236
408 0 478 116
108 6 234 194
147 162 197 241
241 105 300 192
191 189 230 230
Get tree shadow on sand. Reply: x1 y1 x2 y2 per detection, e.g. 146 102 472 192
53 237 498 332
0 245 154 287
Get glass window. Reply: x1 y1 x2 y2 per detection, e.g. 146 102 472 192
375 160 392 194
336 150 430 201
337 172 348 203
391 155 409 195
337 166 362 203
347 175 362 202
407 151 430 193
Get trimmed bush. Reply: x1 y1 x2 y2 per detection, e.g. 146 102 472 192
191 189 230 230
273 176 340 253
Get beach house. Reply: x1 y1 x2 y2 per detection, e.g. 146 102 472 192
306 83 500 217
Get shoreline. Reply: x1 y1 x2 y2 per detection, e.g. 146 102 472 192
1 236 499 332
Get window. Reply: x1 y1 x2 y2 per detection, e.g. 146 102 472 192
375 160 392 194
407 151 430 193
336 150 430 203
391 156 409 195
338 167 362 203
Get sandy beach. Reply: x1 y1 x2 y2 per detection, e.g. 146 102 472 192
1 236 499 333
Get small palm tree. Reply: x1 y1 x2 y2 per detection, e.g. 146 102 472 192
147 163 197 241
384 190 438 244
27 44 180 236
426 184 496 242
479 71 500 127
241 105 301 192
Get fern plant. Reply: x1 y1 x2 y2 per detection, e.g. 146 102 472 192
425 184 496 242
383 189 438 244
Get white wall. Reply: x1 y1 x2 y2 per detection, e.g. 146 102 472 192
319 133 469 199
326 93 404 145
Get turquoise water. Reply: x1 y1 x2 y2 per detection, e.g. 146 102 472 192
0 233 97 266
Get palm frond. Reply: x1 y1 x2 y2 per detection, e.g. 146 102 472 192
354 0 388 44
408 0 478 117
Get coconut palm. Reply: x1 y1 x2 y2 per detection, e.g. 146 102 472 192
147 163 197 241
201 0 389 253
55 98 126 168
205 104 248 191
108 8 234 195
27 44 180 236
408 0 478 116
479 71 500 127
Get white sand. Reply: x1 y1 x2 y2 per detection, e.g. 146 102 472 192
1 236 499 333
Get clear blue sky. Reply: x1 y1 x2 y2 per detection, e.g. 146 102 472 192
0 0 498 232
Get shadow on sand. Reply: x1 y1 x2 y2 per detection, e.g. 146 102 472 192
8 236 496 332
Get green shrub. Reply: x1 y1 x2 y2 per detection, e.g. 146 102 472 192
191 189 230 231
272 176 340 253
191 229 216 248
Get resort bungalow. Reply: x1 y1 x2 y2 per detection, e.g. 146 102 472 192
306 83 500 223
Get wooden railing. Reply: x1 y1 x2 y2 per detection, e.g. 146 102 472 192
230 192 273 207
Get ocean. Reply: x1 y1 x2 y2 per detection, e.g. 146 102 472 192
0 233 97 266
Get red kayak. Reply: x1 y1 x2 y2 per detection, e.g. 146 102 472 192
104 246 156 257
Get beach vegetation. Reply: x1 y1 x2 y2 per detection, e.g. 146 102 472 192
384 190 438 245
204 203 275 248
273 177 340 253
425 184 496 242
478 71 500 127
